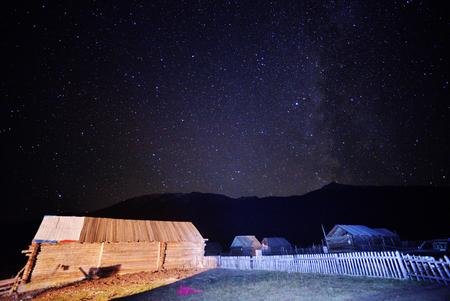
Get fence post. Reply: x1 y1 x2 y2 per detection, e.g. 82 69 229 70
387 251 399 279
369 252 380 277
426 257 441 284
441 257 450 279
378 252 389 278
435 259 448 286
404 254 418 280
395 251 409 280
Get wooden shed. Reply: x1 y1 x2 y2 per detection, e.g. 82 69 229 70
261 237 293 255
230 235 262 256
325 224 400 252
19 216 206 292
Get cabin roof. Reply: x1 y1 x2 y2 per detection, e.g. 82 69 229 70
262 237 292 247
373 228 398 237
33 215 204 243
230 235 262 249
328 225 398 238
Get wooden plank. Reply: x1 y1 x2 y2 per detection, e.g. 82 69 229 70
404 254 418 280
21 243 40 283
0 279 15 287
386 251 398 279
440 258 450 279
79 217 204 243
434 260 448 285
395 251 408 280
426 257 441 284
414 255 427 281
374 252 383 277
360 252 369 276
378 252 389 278
349 253 357 276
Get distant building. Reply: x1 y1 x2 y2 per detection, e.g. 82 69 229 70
432 239 450 252
230 235 262 256
261 237 293 255
325 224 400 252
418 238 450 252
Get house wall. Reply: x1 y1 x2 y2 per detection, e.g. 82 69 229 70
230 247 257 256
262 245 293 255
327 236 354 252
327 235 401 252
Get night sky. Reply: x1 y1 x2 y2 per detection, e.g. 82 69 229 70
2 1 449 212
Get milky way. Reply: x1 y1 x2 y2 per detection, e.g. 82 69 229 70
2 1 449 211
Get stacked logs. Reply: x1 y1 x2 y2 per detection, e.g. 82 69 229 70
100 242 160 273
19 216 206 292
78 217 203 243
163 242 205 269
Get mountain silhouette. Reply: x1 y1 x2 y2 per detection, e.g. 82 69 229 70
2 183 449 278
93 183 450 248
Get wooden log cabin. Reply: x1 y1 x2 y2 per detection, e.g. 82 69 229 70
230 235 262 256
261 237 293 255
325 224 400 252
19 216 206 292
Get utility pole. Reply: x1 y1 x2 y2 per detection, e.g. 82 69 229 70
321 224 329 252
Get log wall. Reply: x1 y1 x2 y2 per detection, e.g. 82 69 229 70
20 241 205 292
100 242 160 273
163 242 205 269
31 243 99 283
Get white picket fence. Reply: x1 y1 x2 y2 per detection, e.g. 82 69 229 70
216 251 450 285
401 253 450 285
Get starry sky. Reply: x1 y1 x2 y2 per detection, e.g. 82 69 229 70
2 1 449 212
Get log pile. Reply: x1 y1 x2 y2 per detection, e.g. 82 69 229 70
19 216 207 293
0 278 15 297
100 242 160 273
163 242 205 269
78 217 204 243
30 243 100 284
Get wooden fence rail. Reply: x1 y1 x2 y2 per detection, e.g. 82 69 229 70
0 278 15 297
215 251 449 285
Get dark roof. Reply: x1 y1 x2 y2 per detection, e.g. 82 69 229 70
262 237 292 247
328 224 398 238
373 228 398 237
230 235 262 249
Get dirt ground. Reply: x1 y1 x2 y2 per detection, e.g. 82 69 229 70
3 268 206 301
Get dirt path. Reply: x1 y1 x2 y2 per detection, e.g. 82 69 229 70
7 269 206 301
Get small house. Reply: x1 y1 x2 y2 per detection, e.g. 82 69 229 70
261 237 293 255
230 235 262 256
325 224 400 252
19 216 206 292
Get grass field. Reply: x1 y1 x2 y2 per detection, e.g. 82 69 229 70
120 269 450 301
